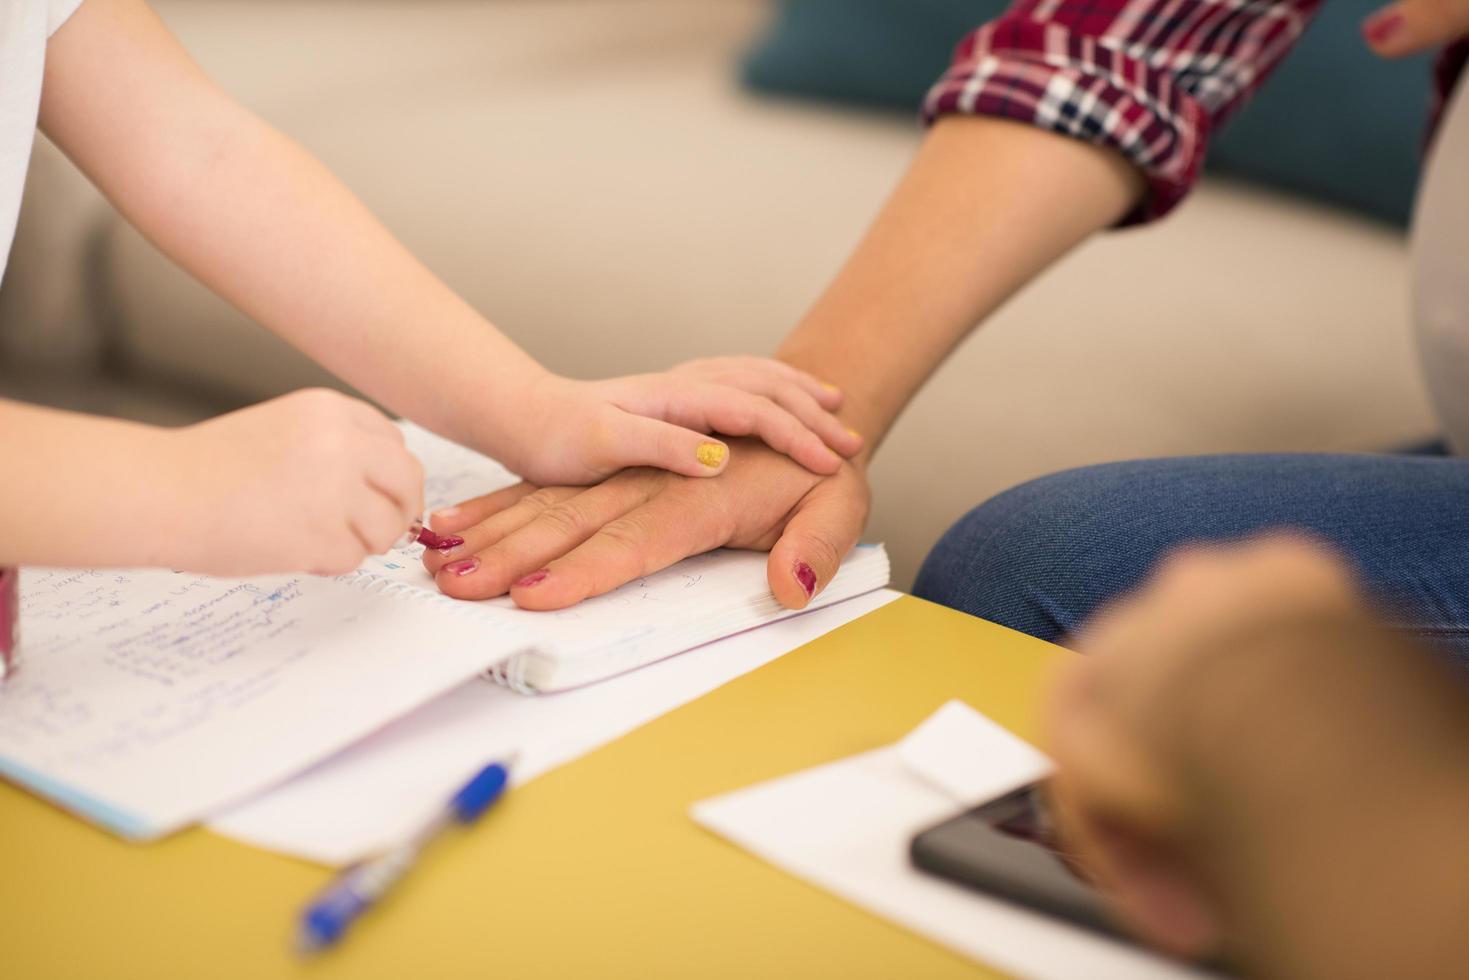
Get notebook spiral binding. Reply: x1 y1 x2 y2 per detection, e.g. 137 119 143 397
485 658 535 695
335 566 481 615
336 565 534 694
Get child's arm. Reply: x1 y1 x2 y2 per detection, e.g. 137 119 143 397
0 390 424 575
36 0 861 484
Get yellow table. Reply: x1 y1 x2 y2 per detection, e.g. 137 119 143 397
0 596 1068 979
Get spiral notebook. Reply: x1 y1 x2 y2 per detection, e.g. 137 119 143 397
2 566 523 840
0 423 889 839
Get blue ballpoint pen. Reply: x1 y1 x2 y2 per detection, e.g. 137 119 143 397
297 758 513 952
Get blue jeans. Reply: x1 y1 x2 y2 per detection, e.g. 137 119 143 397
913 453 1469 665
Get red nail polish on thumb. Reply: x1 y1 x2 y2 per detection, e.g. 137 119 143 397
793 561 817 598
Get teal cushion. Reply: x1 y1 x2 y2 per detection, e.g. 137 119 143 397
743 0 1435 225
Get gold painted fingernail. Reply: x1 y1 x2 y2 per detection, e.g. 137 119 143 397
696 442 727 468
845 427 862 440
821 381 840 393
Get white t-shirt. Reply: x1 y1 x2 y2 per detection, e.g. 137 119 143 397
1413 78 1469 453
0 0 85 286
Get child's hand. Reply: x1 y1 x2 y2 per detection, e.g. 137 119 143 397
500 359 863 485
163 389 424 577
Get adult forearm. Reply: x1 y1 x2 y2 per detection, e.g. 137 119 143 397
778 116 1143 450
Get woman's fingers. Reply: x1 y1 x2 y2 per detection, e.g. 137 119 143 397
1363 0 1469 56
427 482 539 534
422 486 582 573
765 471 869 609
433 477 659 599
509 487 729 611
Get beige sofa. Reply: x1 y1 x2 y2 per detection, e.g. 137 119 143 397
0 0 1436 588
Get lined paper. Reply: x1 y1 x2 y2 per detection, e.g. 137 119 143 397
3 569 530 838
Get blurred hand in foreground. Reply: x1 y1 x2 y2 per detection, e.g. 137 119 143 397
1046 535 1469 978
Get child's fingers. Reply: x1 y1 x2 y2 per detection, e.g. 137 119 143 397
365 447 426 528
679 357 843 410
665 388 844 476
1363 0 1469 56
428 482 539 534
596 415 733 478
697 372 862 457
352 484 418 556
613 382 843 475
719 357 844 411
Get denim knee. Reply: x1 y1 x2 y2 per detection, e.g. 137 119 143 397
913 462 1200 642
916 452 1469 669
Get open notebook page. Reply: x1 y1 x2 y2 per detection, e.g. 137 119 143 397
2 569 535 839
212 589 901 864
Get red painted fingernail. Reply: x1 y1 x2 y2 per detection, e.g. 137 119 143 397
1363 10 1403 44
794 561 817 598
436 537 464 556
417 528 464 551
443 558 479 577
514 569 549 589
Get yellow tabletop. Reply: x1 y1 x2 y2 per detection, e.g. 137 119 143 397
0 595 1069 979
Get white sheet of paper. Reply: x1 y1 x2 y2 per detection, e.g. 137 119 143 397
211 589 902 864
897 699 1053 804
692 702 1205 980
360 542 891 693
2 569 532 838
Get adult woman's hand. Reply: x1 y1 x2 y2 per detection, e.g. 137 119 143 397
1363 0 1469 57
420 439 871 611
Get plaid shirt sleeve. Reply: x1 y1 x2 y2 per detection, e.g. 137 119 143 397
923 0 1323 223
